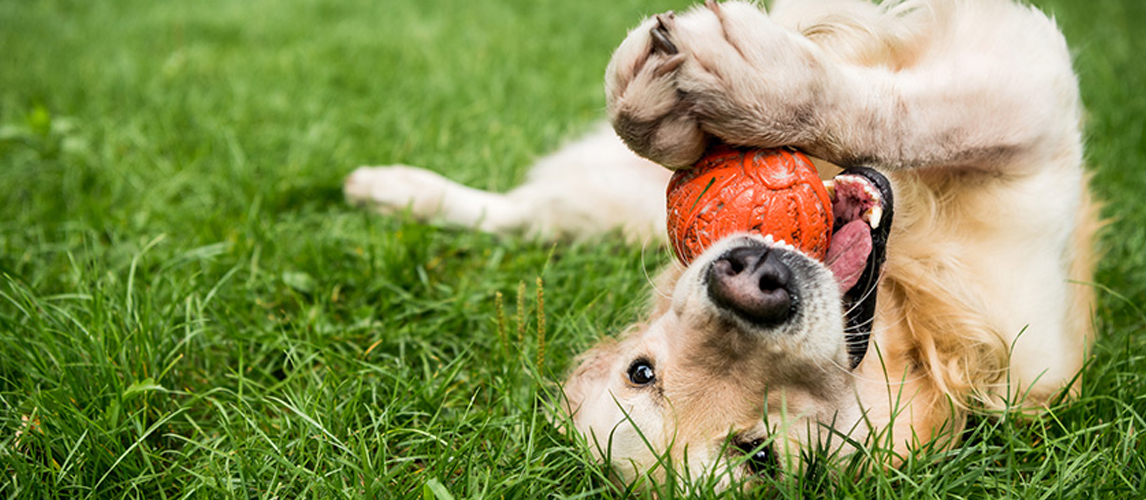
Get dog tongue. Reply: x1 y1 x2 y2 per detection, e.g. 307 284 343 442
825 219 872 293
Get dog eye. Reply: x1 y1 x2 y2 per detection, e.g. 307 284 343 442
626 359 656 385
737 439 778 477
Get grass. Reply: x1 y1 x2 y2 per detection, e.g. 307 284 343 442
1 0 1144 498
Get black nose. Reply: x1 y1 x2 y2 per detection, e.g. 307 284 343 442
707 246 794 326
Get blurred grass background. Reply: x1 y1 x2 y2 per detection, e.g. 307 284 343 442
1 0 1144 497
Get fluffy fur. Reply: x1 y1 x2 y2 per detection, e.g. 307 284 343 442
345 0 1098 490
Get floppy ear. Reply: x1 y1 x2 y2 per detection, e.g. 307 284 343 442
562 266 681 418
560 337 621 427
559 267 679 432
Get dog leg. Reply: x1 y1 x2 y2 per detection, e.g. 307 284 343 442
345 126 671 241
344 165 528 233
607 0 1080 173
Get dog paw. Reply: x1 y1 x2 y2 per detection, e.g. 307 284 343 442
606 12 707 169
606 1 829 168
343 165 451 218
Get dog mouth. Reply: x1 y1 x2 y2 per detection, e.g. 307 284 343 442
824 167 894 368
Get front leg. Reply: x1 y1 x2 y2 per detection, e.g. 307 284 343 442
607 1 836 168
609 0 1078 172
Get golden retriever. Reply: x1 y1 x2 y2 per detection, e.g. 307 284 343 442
345 0 1099 490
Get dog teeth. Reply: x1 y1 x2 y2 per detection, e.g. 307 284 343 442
833 174 883 229
863 206 883 229
865 185 881 201
761 234 794 251
757 234 798 252
833 175 882 204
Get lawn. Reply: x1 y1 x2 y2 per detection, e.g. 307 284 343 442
2 0 1144 498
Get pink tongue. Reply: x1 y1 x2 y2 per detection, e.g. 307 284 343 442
825 219 872 293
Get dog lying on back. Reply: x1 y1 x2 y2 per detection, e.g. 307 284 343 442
345 0 1099 490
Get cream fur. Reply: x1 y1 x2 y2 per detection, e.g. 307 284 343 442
344 0 1097 491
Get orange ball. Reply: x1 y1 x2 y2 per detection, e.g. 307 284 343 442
666 145 833 264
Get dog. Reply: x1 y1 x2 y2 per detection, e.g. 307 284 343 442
344 0 1099 490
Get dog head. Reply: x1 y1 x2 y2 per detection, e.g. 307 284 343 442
561 168 893 488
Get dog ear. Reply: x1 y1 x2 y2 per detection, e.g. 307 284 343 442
559 337 622 431
557 266 678 435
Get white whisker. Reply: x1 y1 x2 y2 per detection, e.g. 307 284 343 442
641 235 673 299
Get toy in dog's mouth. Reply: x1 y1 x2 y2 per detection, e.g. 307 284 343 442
825 167 894 368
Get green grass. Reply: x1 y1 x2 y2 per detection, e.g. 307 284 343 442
1 0 1144 497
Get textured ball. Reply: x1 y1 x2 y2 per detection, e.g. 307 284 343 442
667 145 833 264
